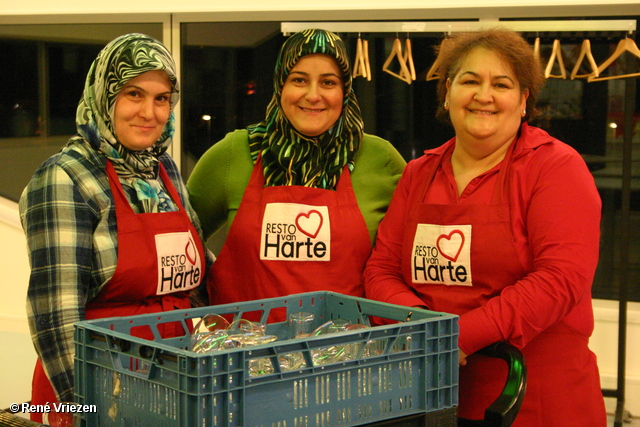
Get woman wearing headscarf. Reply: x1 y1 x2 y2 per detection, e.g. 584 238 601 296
187 29 405 311
20 33 211 422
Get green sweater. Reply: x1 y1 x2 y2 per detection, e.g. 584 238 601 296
187 129 406 246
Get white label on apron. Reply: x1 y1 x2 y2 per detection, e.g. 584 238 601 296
155 229 202 295
260 203 331 261
411 224 472 286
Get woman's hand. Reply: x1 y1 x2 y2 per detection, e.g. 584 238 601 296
459 348 468 366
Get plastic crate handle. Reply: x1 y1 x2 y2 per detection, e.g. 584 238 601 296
458 342 527 427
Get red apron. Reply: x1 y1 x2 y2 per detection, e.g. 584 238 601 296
209 158 371 321
401 142 606 426
30 161 206 422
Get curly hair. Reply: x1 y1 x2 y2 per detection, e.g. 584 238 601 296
434 27 545 123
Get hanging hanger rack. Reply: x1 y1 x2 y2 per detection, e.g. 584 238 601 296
282 20 636 36
283 20 636 83
284 20 637 84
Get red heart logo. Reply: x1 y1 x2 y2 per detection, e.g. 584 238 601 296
436 230 465 262
296 210 324 239
185 238 197 265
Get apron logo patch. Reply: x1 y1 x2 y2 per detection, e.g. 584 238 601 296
155 230 202 295
261 203 331 261
412 224 472 286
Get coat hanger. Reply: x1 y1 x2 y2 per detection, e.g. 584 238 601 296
382 36 413 84
426 37 453 81
588 36 640 82
404 37 416 81
545 39 567 79
533 37 541 65
363 39 372 81
570 39 599 80
353 34 371 81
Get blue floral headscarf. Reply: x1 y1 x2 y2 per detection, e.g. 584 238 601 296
73 32 180 212
247 29 364 189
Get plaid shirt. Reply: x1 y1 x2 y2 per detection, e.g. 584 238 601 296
19 139 210 402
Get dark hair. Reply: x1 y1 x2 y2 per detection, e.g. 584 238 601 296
435 27 545 123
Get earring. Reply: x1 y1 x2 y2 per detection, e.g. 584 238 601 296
522 109 526 117
444 101 449 109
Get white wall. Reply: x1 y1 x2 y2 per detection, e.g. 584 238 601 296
591 299 640 415
0 198 36 409
1 0 639 417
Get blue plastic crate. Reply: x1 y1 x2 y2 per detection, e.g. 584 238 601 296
74 291 459 426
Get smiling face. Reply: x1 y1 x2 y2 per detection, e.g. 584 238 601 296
445 47 528 151
113 70 172 151
280 54 344 137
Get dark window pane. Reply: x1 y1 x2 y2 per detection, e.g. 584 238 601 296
48 43 103 135
0 40 38 138
180 22 284 170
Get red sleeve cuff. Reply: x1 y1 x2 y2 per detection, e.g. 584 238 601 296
380 290 427 310
458 307 503 355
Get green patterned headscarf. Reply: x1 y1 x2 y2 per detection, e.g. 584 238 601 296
247 28 364 189
73 33 180 212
